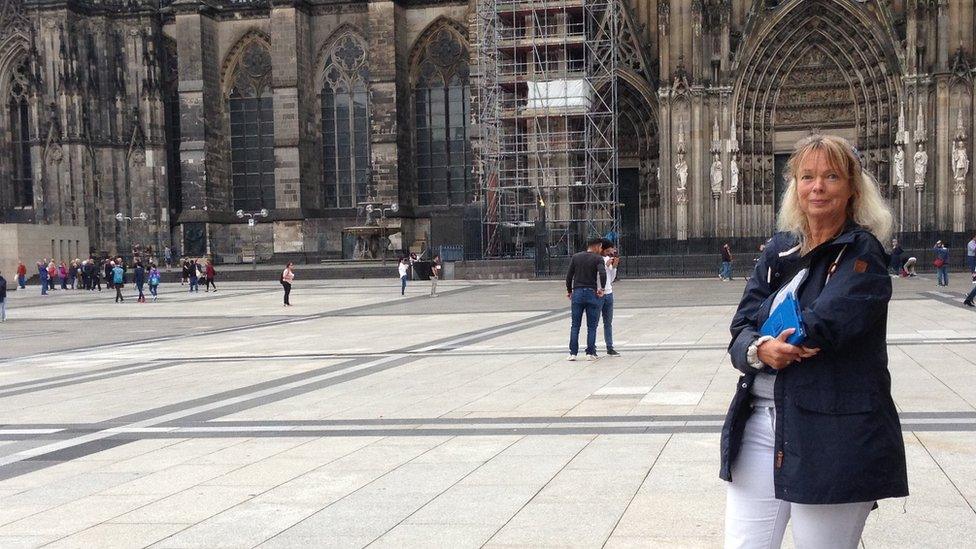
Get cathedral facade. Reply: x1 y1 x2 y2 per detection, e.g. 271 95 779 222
0 0 974 260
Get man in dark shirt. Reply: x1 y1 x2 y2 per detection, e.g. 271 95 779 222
565 237 608 361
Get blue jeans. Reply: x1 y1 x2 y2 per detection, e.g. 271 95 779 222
401 275 408 295
17 275 25 288
189 277 198 292
720 261 732 280
40 278 47 295
149 285 158 299
0 299 5 321
937 266 949 286
601 292 614 350
569 288 603 356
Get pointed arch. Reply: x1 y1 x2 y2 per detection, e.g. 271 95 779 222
730 0 901 236
316 26 370 209
0 41 33 211
220 29 272 97
409 17 473 207
222 29 275 211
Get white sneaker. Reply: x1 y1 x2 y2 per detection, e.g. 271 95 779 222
586 354 599 361
567 355 578 361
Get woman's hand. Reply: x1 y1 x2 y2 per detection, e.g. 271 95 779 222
756 328 818 370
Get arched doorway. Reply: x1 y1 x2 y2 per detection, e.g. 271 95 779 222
616 75 658 253
732 0 901 237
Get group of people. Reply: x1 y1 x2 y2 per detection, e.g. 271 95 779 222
565 237 619 360
179 258 217 293
397 253 442 297
14 257 164 304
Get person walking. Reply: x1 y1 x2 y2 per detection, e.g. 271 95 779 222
112 261 125 303
398 257 410 296
0 270 7 322
429 255 442 297
204 260 217 292
164 246 173 269
134 262 146 303
720 243 734 281
565 237 608 361
281 262 295 306
934 240 949 286
90 259 102 291
16 261 26 289
890 238 904 275
68 260 79 290
58 262 68 290
148 265 161 302
722 134 907 549
188 260 199 292
37 261 48 295
601 239 620 356
181 258 190 285
967 234 976 274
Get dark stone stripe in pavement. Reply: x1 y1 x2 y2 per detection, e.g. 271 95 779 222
0 361 185 399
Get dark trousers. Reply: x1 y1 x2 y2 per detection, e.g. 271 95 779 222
205 278 216 291
281 281 292 305
17 275 25 288
115 284 124 303
137 283 145 301
569 288 603 356
400 275 408 295
601 292 614 350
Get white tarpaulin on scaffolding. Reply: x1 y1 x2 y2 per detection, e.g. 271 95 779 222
525 80 593 110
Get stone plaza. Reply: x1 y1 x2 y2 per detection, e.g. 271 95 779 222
0 273 973 547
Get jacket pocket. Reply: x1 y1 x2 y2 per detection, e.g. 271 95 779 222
791 390 877 415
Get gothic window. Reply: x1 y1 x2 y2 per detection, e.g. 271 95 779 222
8 58 32 208
228 42 275 211
162 38 182 217
413 27 472 207
320 34 369 209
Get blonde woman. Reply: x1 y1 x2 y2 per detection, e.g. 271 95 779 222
721 135 907 548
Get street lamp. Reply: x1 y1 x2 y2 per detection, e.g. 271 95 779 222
115 212 149 263
236 208 269 269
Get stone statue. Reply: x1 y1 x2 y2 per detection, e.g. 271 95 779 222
728 155 739 194
893 146 905 188
710 157 723 195
675 155 688 191
913 148 928 188
953 141 969 183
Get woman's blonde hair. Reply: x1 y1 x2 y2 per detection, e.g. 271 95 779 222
776 134 893 252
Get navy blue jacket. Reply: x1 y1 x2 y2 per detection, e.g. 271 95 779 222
720 223 908 504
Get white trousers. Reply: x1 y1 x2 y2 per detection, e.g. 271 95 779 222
724 406 874 549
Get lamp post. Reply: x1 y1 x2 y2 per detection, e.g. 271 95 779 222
236 208 269 269
115 211 148 263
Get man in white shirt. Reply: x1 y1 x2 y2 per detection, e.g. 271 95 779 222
601 239 620 356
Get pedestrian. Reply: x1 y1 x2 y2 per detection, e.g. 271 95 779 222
901 256 917 278
722 134 907 548
104 259 114 290
134 261 146 303
889 238 904 275
600 239 620 356
964 270 976 307
112 261 125 303
967 234 976 274
204 260 217 292
37 261 48 295
16 261 26 289
565 237 608 361
69 260 79 289
148 265 161 302
47 262 57 291
0 269 7 322
188 260 199 292
933 240 949 286
90 259 102 291
398 257 410 296
720 243 734 281
164 246 173 269
281 262 295 306
58 262 67 290
430 254 441 297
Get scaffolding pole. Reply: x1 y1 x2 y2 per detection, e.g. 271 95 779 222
477 0 619 258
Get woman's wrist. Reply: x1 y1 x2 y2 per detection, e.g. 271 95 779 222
746 335 775 369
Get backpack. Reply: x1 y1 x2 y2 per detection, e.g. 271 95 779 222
113 268 123 284
149 273 160 286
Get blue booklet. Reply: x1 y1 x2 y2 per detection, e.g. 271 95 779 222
760 292 806 345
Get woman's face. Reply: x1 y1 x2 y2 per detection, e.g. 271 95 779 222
796 149 853 225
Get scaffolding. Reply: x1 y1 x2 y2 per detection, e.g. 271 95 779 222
477 0 619 258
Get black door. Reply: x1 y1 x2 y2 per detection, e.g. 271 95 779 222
619 168 640 254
